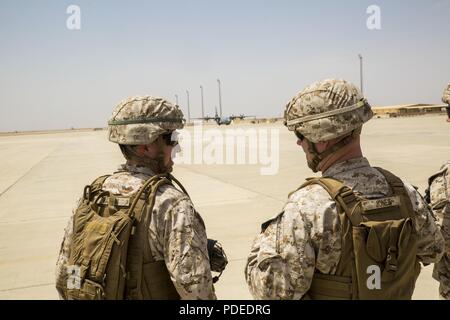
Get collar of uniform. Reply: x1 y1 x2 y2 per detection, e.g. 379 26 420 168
117 163 155 176
323 157 371 178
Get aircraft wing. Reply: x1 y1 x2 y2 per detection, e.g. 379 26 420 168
230 115 256 120
192 117 214 121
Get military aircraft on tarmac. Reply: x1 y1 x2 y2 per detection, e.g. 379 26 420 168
194 108 255 126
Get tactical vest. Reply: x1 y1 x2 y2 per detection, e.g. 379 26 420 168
298 168 421 300
58 173 186 300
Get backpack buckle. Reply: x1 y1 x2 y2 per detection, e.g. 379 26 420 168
83 185 91 200
386 247 398 272
340 188 356 204
381 247 398 282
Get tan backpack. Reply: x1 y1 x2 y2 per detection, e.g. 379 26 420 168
57 173 186 300
299 168 421 300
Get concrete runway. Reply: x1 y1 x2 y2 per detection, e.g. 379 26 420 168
0 115 449 300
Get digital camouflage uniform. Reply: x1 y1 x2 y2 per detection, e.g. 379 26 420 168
429 161 450 300
56 96 216 300
245 79 445 300
246 157 444 299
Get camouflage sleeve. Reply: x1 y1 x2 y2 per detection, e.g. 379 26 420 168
429 163 450 251
162 197 216 300
245 185 338 300
434 200 450 256
55 213 74 300
402 181 445 265
428 163 450 299
433 206 450 300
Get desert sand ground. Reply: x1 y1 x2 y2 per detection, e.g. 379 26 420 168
0 114 449 300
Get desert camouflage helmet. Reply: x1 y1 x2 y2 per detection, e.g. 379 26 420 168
284 79 373 143
108 96 185 145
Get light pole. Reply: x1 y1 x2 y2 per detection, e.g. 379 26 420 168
175 94 179 105
358 54 364 95
217 79 222 118
200 85 205 118
186 90 191 123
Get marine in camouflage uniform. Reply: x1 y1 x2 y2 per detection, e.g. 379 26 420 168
56 96 216 300
427 161 450 299
245 79 445 300
443 83 450 122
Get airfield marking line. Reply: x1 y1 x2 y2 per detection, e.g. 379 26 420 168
178 165 286 204
0 144 62 198
0 282 54 292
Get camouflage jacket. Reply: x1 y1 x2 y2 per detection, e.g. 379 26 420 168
428 161 450 300
55 163 216 300
443 84 450 105
245 157 445 300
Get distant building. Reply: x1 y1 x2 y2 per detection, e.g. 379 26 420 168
372 104 447 118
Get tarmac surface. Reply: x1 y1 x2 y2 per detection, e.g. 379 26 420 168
0 114 449 300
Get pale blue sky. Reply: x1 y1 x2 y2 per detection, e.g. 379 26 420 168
1 0 449 131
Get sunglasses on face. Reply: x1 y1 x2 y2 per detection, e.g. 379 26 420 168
162 132 179 147
295 131 305 142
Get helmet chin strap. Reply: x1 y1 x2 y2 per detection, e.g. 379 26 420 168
306 129 361 173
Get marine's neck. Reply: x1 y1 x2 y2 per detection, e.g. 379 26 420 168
317 139 363 173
